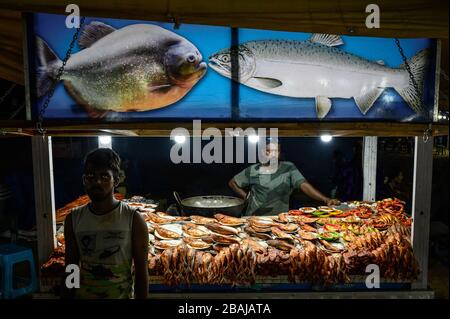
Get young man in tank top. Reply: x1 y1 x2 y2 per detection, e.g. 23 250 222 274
64 148 148 299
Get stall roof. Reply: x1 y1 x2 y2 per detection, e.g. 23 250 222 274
0 0 448 109
0 0 449 37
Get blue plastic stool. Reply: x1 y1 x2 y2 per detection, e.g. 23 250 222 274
0 244 37 299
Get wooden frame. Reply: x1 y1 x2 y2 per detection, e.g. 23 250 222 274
411 136 434 290
20 7 443 296
31 132 439 292
21 12 32 121
433 40 442 122
32 136 56 268
1 121 449 137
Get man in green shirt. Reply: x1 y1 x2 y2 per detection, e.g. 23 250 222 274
229 141 340 216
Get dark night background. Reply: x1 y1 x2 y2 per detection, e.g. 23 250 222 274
0 135 448 231
50 136 363 210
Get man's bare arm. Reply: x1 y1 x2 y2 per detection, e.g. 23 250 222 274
228 178 247 200
300 182 340 206
132 212 149 299
62 213 79 299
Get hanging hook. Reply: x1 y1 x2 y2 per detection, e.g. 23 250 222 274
422 124 432 143
34 17 85 139
169 15 181 29
423 131 429 143
36 121 47 136
174 19 181 29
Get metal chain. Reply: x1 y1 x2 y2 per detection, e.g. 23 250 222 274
394 38 423 113
36 16 86 134
8 101 26 120
395 39 433 143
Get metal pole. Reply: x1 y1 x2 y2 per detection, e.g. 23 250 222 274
411 136 433 290
432 40 441 123
31 136 56 266
231 27 240 120
22 13 32 121
363 136 377 202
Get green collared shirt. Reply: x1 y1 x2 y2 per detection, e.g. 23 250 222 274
233 161 306 216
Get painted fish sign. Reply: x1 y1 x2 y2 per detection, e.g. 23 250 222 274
36 22 207 117
30 13 436 121
209 34 430 119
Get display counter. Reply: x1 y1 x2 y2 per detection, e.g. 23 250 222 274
41 196 419 295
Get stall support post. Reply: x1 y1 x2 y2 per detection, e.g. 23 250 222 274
363 136 377 202
411 136 433 290
32 136 56 265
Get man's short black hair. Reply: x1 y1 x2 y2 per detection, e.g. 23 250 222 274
84 148 121 180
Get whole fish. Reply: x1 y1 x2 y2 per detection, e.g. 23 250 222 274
209 34 429 118
36 22 207 117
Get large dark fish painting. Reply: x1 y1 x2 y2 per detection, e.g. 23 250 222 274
36 22 207 117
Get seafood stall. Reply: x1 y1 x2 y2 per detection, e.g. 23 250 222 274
148 199 418 291
0 1 447 298
40 195 421 296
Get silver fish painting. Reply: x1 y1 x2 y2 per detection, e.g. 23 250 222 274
36 22 207 117
209 34 429 118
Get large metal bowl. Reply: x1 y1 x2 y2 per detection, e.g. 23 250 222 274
174 192 246 217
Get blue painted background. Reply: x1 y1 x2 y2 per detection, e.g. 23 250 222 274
31 13 436 122
238 29 435 121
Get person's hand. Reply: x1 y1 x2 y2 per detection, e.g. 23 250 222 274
326 198 341 206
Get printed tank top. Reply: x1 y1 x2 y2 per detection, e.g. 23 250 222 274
70 202 136 299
